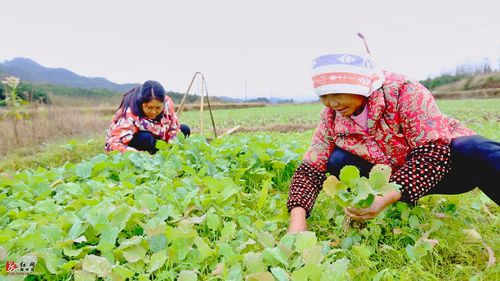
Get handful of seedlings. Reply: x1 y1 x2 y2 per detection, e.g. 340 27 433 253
323 164 400 229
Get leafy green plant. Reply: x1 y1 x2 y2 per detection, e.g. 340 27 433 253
322 164 400 208
0 125 498 279
1 76 28 143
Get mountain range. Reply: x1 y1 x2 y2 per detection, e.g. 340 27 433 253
0 57 300 103
0 57 137 92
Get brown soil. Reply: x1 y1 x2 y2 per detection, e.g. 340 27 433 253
194 124 315 136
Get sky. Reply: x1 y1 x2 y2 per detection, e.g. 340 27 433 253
1 0 499 100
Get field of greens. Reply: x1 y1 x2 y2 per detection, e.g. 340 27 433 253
1 99 499 280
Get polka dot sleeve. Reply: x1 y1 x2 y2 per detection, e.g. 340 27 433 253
287 163 327 217
391 143 451 204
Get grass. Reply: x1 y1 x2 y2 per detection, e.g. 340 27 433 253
0 135 104 173
0 106 110 157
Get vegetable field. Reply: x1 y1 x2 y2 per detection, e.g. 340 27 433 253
1 99 499 280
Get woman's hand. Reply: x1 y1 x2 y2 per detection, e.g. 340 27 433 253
345 191 401 220
288 207 308 233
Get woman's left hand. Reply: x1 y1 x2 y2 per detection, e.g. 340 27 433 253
345 191 402 220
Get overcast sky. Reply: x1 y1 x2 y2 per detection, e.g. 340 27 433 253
1 0 499 100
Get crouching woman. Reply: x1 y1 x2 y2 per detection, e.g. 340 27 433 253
105 80 190 154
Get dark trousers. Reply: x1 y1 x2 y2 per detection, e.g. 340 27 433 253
326 136 499 205
128 124 191 154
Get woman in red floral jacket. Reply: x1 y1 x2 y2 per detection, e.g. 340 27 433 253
287 35 499 233
105 80 190 154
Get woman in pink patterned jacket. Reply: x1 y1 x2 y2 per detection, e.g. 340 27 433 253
287 34 499 233
105 80 190 154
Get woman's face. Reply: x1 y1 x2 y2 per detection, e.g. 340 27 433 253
320 93 366 117
142 99 164 119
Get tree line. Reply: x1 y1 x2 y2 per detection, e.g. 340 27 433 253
420 57 498 90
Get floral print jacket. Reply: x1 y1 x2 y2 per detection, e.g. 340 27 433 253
287 71 475 216
105 96 180 152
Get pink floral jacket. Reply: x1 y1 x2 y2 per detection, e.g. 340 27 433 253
287 71 475 215
105 96 180 152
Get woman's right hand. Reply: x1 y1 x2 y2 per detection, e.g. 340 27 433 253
288 207 308 233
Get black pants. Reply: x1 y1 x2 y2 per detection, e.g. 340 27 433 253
128 124 191 154
326 135 499 205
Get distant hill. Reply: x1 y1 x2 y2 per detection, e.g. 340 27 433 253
1 57 299 105
432 72 500 91
0 57 137 92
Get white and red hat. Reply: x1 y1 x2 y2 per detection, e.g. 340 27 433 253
312 33 385 97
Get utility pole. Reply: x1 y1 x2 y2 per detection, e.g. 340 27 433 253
244 80 247 103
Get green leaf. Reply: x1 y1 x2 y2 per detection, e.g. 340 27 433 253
378 182 401 195
82 255 112 277
74 270 97 281
247 272 275 281
145 217 166 236
352 244 372 261
258 231 276 248
97 227 119 253
118 236 143 249
110 204 133 232
295 231 317 253
321 257 350 280
355 194 375 209
323 175 347 199
405 244 428 260
368 164 392 190
291 263 322 281
243 252 266 274
63 247 83 257
429 219 444 233
148 234 167 253
75 163 92 179
409 215 420 229
122 245 147 263
112 264 135 280
263 247 289 267
206 213 221 231
221 221 237 242
194 236 215 261
271 267 290 281
352 178 374 206
257 180 271 210
147 250 167 272
18 230 47 250
137 193 159 211
291 266 309 281
39 251 63 274
178 270 197 281
339 165 360 188
156 204 174 221
302 245 323 265
278 233 295 252
170 237 191 262
156 140 168 150
61 260 79 271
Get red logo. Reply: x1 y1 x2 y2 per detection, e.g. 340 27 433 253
6 261 18 272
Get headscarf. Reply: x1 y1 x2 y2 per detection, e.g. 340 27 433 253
312 33 385 97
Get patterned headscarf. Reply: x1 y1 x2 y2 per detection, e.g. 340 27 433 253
312 33 385 97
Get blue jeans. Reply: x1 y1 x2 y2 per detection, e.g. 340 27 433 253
326 135 499 205
128 124 191 154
